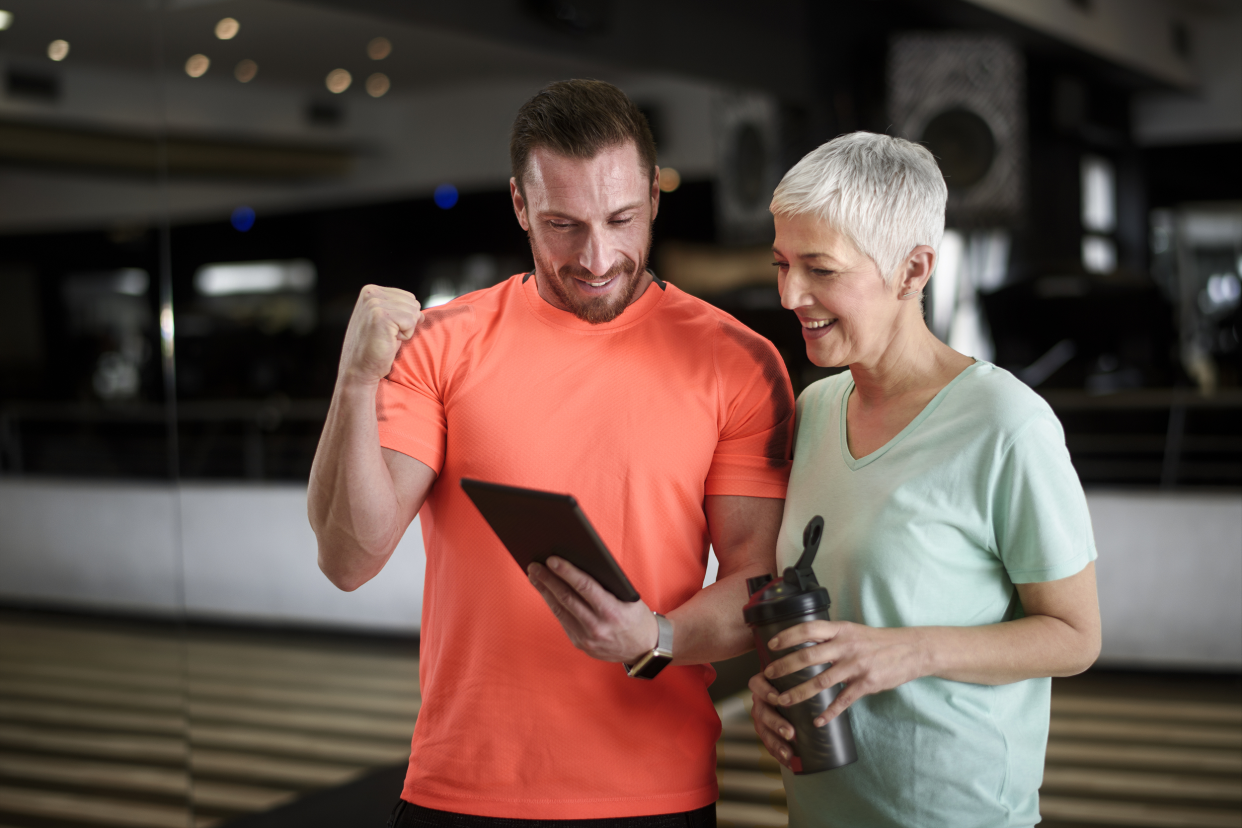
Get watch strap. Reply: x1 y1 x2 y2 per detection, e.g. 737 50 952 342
624 612 673 680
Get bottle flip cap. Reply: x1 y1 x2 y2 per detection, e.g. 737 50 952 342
742 516 831 626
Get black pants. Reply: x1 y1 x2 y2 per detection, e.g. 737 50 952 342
388 801 716 828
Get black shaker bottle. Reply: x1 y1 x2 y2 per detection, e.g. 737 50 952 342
743 515 857 773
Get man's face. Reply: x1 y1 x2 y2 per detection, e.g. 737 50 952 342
512 142 660 324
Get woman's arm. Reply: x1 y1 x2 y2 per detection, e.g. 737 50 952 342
749 563 1100 766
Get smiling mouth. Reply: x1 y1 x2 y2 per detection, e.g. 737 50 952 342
576 276 615 289
801 318 836 329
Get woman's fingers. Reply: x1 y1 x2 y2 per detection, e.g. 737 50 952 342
751 692 796 741
774 662 850 707
767 619 838 651
764 640 841 681
749 691 796 769
814 679 864 726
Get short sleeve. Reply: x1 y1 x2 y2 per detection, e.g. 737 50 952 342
992 413 1098 583
375 303 475 475
705 320 794 499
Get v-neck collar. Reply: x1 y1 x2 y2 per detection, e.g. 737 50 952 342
839 361 983 470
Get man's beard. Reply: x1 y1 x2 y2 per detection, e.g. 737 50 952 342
529 227 652 325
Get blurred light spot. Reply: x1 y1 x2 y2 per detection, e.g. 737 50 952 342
1081 155 1116 233
235 59 258 83
1202 273 1241 313
366 72 390 97
434 184 459 210
0 11 13 31
186 54 210 78
47 39 69 61
931 229 964 341
195 260 317 296
231 205 256 232
658 167 681 193
1082 234 1116 274
368 36 392 60
93 351 140 400
325 68 351 94
114 268 150 296
424 292 456 308
215 17 240 40
160 305 175 356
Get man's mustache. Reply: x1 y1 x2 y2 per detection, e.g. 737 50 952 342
556 258 637 283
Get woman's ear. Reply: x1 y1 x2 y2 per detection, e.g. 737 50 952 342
898 245 936 297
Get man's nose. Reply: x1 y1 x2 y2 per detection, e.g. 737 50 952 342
578 225 613 277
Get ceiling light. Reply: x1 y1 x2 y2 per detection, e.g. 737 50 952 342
215 17 239 40
366 72 390 98
658 168 681 193
235 59 257 83
367 37 392 60
195 260 316 296
325 68 351 94
0 11 13 31
47 39 69 61
185 54 210 78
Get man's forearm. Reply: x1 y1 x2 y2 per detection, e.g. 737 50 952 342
667 566 769 666
308 379 405 590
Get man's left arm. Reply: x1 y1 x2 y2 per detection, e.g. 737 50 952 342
527 494 783 666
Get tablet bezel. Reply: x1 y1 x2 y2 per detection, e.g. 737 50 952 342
460 477 641 603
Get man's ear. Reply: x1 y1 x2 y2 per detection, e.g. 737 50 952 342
650 167 661 222
511 178 530 231
899 245 936 296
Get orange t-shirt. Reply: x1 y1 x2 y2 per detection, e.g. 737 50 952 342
376 272 793 819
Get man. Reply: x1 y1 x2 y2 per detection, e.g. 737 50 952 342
308 79 793 827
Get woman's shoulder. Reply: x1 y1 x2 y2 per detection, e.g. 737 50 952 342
951 362 1060 438
797 370 852 412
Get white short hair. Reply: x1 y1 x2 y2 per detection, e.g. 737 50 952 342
770 132 947 282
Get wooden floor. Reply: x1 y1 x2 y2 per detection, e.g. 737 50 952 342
0 611 418 828
1 611 1239 828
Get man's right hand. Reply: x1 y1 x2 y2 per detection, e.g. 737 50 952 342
338 285 423 386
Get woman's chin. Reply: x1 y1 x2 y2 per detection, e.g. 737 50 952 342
807 344 847 369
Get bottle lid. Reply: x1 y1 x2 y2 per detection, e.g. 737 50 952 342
743 584 829 625
742 516 831 627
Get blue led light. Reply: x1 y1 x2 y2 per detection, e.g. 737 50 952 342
231 206 256 232
433 184 458 210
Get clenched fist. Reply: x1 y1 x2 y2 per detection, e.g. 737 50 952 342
337 285 423 387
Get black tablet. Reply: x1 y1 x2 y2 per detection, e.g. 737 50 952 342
460 478 641 603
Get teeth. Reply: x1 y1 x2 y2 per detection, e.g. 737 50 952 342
804 319 834 329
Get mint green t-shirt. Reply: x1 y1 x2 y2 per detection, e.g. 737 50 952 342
777 361 1096 828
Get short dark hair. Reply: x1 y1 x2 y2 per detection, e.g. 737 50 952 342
510 79 657 194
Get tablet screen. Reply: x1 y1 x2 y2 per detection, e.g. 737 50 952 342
460 478 641 603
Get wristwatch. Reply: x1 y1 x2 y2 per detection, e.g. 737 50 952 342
624 612 673 680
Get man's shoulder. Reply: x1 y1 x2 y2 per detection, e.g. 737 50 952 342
660 283 779 353
419 273 526 333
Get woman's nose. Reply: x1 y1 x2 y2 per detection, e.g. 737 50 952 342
779 271 811 311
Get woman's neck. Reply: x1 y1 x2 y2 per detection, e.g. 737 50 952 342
848 318 972 409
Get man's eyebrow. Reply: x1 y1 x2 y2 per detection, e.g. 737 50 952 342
535 201 646 220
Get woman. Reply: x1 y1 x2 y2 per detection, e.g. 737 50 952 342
749 132 1101 828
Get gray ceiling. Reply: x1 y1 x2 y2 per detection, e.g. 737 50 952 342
0 0 619 95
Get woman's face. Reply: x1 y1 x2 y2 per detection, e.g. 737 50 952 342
773 213 903 369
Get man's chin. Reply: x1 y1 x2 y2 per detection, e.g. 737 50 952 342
557 271 641 324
